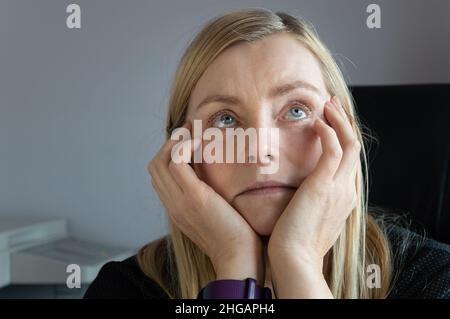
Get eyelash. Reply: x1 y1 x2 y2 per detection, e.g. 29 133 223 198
283 100 313 121
207 100 313 127
207 109 240 127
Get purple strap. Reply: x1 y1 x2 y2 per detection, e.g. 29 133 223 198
198 277 272 299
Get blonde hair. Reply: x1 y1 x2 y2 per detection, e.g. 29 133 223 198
138 8 393 298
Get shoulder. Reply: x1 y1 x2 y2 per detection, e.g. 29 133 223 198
385 224 450 298
83 254 170 299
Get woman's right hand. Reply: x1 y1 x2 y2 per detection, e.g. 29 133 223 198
148 121 264 283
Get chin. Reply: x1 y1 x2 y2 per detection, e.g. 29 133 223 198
235 198 290 236
232 190 295 236
251 218 277 236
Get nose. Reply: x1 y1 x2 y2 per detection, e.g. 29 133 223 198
250 128 279 167
247 111 279 167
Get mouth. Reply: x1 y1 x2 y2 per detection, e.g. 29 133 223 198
237 180 297 196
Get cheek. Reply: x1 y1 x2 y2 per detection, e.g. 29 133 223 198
193 162 236 201
280 124 322 175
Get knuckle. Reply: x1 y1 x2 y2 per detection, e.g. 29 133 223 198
168 160 175 171
330 147 343 159
310 179 332 196
168 210 182 225
189 185 209 209
148 159 157 174
350 139 362 152
150 177 157 188
189 193 204 210
324 125 337 139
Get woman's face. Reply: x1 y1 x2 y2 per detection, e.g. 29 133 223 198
186 33 331 236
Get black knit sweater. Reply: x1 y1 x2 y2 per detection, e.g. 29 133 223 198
84 225 450 299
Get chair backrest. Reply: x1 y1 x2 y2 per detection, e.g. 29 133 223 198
350 84 450 244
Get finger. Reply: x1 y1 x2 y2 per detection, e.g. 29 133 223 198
308 117 343 183
328 96 361 181
150 159 183 199
347 163 359 210
332 96 355 127
350 163 358 192
331 96 356 137
149 121 192 197
150 172 172 203
350 162 358 184
159 121 192 164
323 97 361 181
169 137 203 192
325 98 355 151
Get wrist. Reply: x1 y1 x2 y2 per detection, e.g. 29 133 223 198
269 251 330 299
268 245 323 272
273 270 331 299
214 249 265 286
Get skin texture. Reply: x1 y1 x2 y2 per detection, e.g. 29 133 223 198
149 33 360 298
187 33 329 236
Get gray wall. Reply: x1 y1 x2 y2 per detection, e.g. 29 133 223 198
1 0 450 252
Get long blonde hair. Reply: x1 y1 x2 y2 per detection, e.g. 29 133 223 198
138 8 393 299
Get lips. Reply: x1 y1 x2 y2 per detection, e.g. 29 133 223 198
237 180 297 196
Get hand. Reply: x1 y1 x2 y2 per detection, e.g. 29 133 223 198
268 96 361 268
148 121 264 282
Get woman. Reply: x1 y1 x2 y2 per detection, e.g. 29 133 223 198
84 8 450 299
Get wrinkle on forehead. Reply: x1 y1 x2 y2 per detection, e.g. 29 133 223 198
187 33 330 118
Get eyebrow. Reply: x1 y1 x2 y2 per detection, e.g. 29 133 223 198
195 80 322 112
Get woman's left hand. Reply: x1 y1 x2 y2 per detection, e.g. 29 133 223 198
267 96 361 296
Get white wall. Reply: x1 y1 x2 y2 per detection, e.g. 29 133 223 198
1 0 449 250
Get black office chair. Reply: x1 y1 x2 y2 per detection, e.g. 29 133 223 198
350 84 450 245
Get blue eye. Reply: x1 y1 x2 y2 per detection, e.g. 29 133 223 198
284 105 308 120
211 112 237 128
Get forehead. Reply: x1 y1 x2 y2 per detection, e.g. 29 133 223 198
188 33 328 112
